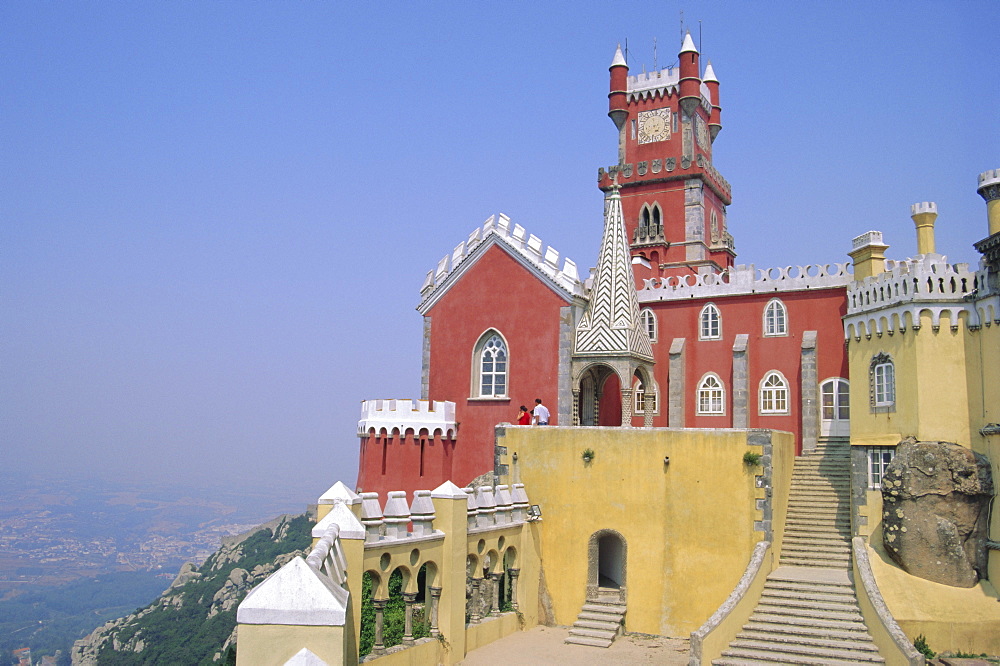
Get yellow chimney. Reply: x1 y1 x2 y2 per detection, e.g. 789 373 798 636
910 202 937 255
978 169 1000 236
849 231 888 281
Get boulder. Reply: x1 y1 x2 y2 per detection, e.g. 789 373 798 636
881 437 993 587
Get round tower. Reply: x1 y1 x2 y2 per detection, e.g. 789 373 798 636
678 32 701 118
910 202 938 255
703 61 722 141
608 44 629 131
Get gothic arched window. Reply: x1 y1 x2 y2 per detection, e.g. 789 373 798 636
700 303 721 340
870 353 895 412
697 373 725 415
474 331 508 398
759 371 789 414
763 299 788 336
641 308 657 341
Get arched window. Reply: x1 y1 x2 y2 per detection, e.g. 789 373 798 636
640 308 656 341
651 205 661 234
759 371 789 415
763 299 788 336
638 207 651 236
700 303 721 340
870 353 894 412
697 374 725 415
474 331 508 398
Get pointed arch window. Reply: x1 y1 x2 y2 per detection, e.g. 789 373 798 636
763 299 788 336
474 331 508 398
697 373 725 415
759 371 789 415
641 308 657 341
699 303 721 340
870 353 895 412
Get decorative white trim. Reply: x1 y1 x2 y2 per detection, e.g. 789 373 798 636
357 400 456 438
639 262 852 303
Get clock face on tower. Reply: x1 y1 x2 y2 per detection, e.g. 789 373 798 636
638 109 671 144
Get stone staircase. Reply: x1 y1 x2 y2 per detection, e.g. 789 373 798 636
564 592 626 648
715 437 885 664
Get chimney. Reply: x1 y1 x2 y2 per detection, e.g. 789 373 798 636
910 202 937 255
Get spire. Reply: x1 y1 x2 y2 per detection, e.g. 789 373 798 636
703 61 718 82
680 31 698 54
573 187 653 361
611 43 627 68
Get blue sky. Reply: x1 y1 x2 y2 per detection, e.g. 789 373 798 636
2 2 997 497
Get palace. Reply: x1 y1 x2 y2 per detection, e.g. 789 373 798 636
235 34 1000 665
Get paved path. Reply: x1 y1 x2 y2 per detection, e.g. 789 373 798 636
458 625 690 665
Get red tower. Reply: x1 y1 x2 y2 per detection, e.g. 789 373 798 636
598 34 733 285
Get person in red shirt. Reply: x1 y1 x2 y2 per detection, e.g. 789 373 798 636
516 405 532 425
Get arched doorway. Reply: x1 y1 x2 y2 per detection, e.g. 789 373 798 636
576 364 622 426
599 373 622 426
820 378 850 436
587 530 627 603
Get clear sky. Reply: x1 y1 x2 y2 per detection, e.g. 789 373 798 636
3 2 997 496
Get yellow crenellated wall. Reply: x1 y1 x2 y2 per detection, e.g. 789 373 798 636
495 426 794 637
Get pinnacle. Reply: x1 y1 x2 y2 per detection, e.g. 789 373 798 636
611 44 627 68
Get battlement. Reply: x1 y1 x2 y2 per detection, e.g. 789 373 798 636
598 152 731 201
357 399 457 438
418 214 585 313
847 254 975 316
852 230 884 250
637 261 852 303
910 202 937 217
979 168 1000 190
625 67 712 110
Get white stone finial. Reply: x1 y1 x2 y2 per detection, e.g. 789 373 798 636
703 61 718 83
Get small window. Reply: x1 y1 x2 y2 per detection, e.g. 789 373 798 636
630 119 637 140
700 303 721 340
867 446 895 489
763 299 788 336
759 371 789 415
634 388 657 414
869 353 895 412
697 374 725 415
641 308 656 341
474 331 508 398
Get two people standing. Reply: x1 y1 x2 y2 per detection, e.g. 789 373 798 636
516 398 550 426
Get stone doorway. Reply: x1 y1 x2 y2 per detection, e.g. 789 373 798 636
587 529 627 603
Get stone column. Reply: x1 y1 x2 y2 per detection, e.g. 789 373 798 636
402 592 416 643
643 393 654 428
593 388 601 426
421 317 431 400
469 578 482 623
668 338 686 427
490 573 502 615
800 331 819 453
429 586 441 636
572 388 580 426
373 599 387 653
620 387 633 427
508 568 520 610
732 334 749 428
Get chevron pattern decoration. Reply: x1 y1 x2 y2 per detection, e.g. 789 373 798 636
574 188 654 360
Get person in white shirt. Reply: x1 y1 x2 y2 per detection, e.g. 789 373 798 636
532 398 550 425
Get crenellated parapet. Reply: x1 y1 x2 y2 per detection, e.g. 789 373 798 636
357 399 457 438
843 253 988 338
417 214 585 314
599 152 731 202
637 261 852 303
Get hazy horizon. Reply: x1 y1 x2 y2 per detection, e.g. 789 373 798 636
3 2 997 496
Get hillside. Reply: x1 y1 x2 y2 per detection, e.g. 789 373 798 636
71 513 313 665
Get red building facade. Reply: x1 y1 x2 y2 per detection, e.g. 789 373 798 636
355 35 851 498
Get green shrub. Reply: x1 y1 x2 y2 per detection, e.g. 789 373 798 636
913 634 934 658
743 451 762 466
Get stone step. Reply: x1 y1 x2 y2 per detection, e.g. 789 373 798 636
743 620 871 642
578 611 623 623
726 639 885 663
573 619 620 632
754 603 863 623
568 626 617 640
716 649 883 666
564 635 613 648
778 557 850 569
758 593 858 614
760 587 856 605
734 629 880 654
782 535 851 547
781 544 851 557
581 603 626 615
748 611 868 632
763 579 854 596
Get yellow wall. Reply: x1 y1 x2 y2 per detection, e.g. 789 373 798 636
236 624 344 666
496 426 794 637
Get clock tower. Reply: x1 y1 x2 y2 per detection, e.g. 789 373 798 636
599 33 734 284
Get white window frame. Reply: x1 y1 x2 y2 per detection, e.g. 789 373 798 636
699 303 722 340
869 353 895 412
821 378 850 421
697 373 725 415
758 371 789 415
867 446 895 489
641 308 657 342
763 298 788 337
472 330 509 399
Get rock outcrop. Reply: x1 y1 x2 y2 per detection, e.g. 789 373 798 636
881 438 993 587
